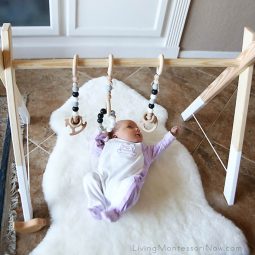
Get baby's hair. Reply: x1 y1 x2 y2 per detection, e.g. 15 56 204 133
108 119 139 139
108 120 122 139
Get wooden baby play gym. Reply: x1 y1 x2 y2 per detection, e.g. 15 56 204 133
1 23 254 233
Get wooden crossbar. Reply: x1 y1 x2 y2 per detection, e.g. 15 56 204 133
12 58 239 70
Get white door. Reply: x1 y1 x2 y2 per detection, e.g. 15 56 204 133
1 0 191 58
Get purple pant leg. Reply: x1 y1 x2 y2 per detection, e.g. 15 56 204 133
83 171 109 220
103 175 144 222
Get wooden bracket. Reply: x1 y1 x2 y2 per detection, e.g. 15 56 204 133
181 39 255 121
14 218 50 234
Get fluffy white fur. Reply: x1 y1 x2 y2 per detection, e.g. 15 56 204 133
30 77 248 255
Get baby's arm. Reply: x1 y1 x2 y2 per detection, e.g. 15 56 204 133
151 131 176 158
143 127 178 163
91 131 108 157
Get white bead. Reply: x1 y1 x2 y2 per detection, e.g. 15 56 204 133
106 127 112 132
150 94 157 100
109 116 116 124
152 83 158 90
149 99 156 104
72 85 79 92
147 108 153 113
72 97 78 102
72 112 79 117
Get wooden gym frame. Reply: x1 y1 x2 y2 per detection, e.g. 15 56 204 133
0 23 254 233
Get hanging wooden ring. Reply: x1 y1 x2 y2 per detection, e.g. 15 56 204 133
65 116 87 136
141 113 158 132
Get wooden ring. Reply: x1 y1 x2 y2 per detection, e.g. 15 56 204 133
141 113 158 132
70 116 82 127
144 113 156 123
65 116 87 135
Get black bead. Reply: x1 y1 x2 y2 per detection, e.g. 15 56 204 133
98 113 104 118
148 104 154 109
72 92 79 97
72 106 79 112
97 118 103 123
100 108 107 114
151 89 158 95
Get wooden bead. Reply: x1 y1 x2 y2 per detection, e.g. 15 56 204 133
72 77 78 83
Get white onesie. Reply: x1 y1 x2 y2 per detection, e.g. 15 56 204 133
97 138 144 208
83 131 175 221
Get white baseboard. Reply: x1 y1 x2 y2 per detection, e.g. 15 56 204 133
11 38 240 60
13 43 180 59
179 50 240 59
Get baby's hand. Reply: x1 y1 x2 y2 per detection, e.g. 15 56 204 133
170 126 179 136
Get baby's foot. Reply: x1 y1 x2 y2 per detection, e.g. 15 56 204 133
88 205 104 220
101 208 120 222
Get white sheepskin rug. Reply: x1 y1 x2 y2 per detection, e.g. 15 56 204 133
30 77 248 255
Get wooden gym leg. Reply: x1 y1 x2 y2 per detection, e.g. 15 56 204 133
224 27 255 205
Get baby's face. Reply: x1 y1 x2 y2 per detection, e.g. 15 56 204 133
113 120 143 143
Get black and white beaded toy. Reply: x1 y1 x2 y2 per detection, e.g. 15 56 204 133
97 108 116 132
97 55 117 132
65 54 87 135
141 54 164 132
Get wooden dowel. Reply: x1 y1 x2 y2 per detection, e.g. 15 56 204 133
0 50 5 85
12 58 239 70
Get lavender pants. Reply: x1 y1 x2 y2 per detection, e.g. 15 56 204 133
83 171 144 222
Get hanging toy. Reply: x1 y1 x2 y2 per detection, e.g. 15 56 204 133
97 54 116 132
65 54 87 135
141 54 164 132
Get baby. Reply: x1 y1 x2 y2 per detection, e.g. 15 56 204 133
83 119 178 222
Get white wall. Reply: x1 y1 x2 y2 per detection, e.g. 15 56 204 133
7 0 191 59
180 0 255 58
